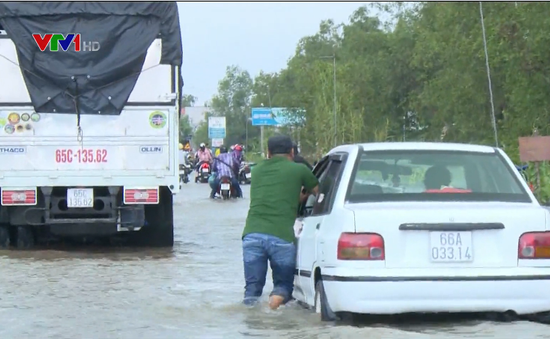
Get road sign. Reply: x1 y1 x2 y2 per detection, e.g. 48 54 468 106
251 108 276 126
208 117 226 138
211 138 224 147
251 107 305 126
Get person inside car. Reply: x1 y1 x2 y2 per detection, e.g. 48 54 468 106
424 165 452 190
424 165 471 193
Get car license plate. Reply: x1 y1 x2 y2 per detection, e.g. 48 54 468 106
221 183 230 190
67 188 93 208
430 231 473 262
245 173 252 179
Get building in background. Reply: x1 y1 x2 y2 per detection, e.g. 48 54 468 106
181 106 209 130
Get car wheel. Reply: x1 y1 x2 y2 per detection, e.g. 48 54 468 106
314 279 337 321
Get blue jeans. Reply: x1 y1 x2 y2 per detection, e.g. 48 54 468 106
242 233 297 306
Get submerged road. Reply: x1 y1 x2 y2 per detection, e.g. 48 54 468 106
0 180 548 338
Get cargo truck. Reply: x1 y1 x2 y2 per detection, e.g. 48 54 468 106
0 2 183 249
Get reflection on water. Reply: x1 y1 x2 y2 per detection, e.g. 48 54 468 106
0 247 177 261
0 182 548 338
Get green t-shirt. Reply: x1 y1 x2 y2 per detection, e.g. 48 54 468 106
243 156 319 243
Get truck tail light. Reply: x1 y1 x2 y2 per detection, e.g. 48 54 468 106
337 233 385 260
1 188 37 206
123 187 159 204
519 232 550 259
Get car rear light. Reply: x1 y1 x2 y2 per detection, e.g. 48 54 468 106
337 233 385 260
1 188 37 206
123 187 159 204
519 232 550 259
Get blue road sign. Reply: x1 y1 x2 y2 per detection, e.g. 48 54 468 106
208 117 226 138
251 108 277 126
208 128 226 138
251 107 306 126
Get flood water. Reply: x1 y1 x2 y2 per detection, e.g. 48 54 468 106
0 180 548 338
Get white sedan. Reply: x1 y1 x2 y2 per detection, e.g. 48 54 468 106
294 142 550 321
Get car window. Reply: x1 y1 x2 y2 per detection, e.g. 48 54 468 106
300 157 330 217
347 150 530 203
312 156 330 177
312 160 343 215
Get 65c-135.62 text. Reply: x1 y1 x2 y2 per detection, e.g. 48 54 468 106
55 149 108 163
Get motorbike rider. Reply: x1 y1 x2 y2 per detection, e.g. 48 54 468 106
231 144 245 197
195 142 213 183
210 145 242 199
182 143 193 165
292 143 312 170
232 144 244 165
178 143 186 165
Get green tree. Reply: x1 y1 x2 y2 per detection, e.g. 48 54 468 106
209 2 550 164
179 93 197 143
179 115 193 143
209 65 257 148
182 94 197 107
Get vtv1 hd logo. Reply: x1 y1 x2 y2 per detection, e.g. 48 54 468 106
32 33 100 52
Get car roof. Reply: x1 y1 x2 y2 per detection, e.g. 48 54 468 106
330 142 497 154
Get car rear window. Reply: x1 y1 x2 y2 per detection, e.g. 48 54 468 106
346 149 531 203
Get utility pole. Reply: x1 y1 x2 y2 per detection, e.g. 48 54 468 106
261 84 273 158
332 54 337 147
320 54 337 147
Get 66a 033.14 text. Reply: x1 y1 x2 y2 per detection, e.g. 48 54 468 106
55 149 108 163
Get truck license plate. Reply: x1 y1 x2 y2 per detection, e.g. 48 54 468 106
67 188 94 208
221 183 230 191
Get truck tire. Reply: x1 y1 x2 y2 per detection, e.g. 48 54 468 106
16 226 35 250
134 187 174 247
0 226 9 249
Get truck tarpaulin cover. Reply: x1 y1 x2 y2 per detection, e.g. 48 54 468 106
0 2 183 115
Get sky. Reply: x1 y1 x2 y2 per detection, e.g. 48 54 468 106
178 2 370 104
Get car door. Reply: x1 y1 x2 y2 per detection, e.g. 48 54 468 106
297 153 347 305
294 156 330 302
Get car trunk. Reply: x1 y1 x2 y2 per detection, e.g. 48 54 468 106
347 202 547 269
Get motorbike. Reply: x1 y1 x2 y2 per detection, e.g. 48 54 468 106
196 162 211 183
218 176 238 200
179 156 193 185
238 162 254 185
